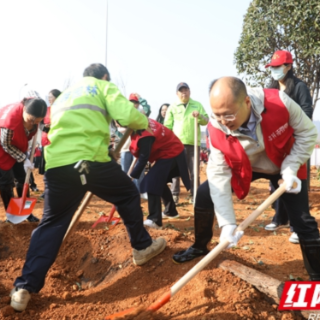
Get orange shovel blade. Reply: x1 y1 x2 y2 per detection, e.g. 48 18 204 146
91 205 120 229
6 196 37 224
91 216 120 229
7 197 37 216
105 307 137 320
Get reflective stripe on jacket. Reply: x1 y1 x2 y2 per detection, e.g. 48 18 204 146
45 77 148 170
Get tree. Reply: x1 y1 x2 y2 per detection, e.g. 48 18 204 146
62 75 75 91
234 0 320 108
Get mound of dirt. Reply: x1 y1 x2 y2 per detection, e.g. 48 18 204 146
1 169 319 319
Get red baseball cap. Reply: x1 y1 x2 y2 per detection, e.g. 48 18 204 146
265 50 293 68
129 93 139 102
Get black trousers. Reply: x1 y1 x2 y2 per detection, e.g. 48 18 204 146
271 160 311 230
14 160 152 293
195 172 319 240
0 162 30 209
38 153 46 175
148 185 178 226
29 172 37 189
33 157 41 169
171 145 200 197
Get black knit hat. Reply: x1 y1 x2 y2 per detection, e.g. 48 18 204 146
23 98 47 118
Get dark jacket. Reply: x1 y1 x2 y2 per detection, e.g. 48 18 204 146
292 78 313 119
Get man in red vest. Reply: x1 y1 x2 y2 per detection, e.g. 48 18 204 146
173 77 320 281
130 118 190 229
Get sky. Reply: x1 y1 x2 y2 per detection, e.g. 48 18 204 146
0 0 251 116
0 0 319 140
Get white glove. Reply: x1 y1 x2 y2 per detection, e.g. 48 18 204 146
282 174 301 194
117 127 126 134
220 224 244 249
24 158 34 172
140 193 148 200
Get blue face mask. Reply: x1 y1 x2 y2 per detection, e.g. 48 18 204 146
270 66 286 81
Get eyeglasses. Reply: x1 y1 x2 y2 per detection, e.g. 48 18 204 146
25 114 37 124
211 105 242 122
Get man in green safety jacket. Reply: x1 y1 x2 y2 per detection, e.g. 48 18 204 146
10 63 166 312
164 82 208 204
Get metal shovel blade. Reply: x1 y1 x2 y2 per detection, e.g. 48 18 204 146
6 213 31 224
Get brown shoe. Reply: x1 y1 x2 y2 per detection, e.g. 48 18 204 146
10 288 31 311
132 237 166 266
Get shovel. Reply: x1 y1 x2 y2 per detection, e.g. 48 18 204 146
91 205 118 229
91 156 138 229
6 136 38 224
63 128 133 244
193 116 199 205
105 180 289 319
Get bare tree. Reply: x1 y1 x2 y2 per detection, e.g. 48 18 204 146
62 75 75 91
112 73 127 97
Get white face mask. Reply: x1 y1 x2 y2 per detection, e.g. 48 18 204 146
270 66 287 81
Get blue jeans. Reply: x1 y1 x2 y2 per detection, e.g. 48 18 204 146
121 151 144 192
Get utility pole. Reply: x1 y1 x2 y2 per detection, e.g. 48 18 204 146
105 0 108 67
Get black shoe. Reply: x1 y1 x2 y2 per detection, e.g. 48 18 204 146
172 207 214 264
300 238 320 281
26 214 39 223
39 193 45 199
172 246 209 264
31 187 39 192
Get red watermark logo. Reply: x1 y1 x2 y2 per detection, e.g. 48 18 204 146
279 282 320 310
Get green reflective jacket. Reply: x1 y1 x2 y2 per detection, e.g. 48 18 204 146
164 98 208 145
45 77 148 170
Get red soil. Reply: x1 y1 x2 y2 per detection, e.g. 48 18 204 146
1 167 320 320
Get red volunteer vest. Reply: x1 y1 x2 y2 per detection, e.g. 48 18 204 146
200 151 208 162
130 118 184 163
208 89 307 200
34 147 42 157
0 102 37 170
41 106 51 147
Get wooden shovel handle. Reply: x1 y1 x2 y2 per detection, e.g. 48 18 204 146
24 135 38 184
236 182 286 232
127 157 138 177
237 179 297 232
116 129 133 151
170 180 290 297
105 179 296 319
193 117 198 204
